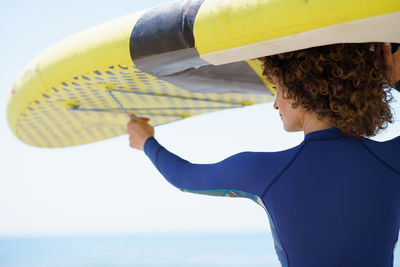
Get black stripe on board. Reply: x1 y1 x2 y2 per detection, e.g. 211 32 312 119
130 0 204 61
135 49 272 96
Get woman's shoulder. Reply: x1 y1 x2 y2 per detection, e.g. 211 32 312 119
232 143 305 169
361 135 400 174
361 135 400 152
239 142 305 158
363 135 400 146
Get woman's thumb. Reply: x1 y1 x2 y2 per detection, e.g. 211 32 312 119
128 112 138 120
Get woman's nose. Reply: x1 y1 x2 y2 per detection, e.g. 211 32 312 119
273 100 279 110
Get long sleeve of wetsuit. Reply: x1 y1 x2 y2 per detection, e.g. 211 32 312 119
143 136 269 198
143 136 299 199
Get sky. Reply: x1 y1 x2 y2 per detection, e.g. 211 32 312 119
0 0 399 238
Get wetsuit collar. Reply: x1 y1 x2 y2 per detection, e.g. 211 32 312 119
304 128 344 141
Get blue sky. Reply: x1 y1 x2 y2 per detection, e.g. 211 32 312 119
0 0 399 238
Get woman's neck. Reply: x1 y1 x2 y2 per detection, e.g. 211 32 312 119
302 111 332 135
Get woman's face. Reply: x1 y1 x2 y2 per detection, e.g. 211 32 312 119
273 85 304 132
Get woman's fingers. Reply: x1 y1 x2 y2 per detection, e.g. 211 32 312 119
383 43 393 71
128 112 138 121
128 112 150 122
383 42 400 83
126 113 150 132
126 112 155 151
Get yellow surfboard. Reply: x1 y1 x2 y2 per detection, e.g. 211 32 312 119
7 0 400 147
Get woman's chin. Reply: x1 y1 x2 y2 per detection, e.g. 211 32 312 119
283 124 293 132
283 123 302 133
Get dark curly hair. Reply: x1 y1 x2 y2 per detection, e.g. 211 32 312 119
258 43 394 138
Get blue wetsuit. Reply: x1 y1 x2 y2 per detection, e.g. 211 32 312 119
144 128 400 267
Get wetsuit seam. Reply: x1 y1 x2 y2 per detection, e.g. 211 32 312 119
360 141 400 176
259 143 307 267
262 199 291 267
260 142 307 199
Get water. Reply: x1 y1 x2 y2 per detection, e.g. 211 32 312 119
0 233 399 267
0 233 279 267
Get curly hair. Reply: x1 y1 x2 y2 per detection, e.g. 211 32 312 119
259 43 394 138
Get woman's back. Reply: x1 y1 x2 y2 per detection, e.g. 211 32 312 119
262 128 400 266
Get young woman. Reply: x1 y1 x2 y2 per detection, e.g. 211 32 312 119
127 43 400 267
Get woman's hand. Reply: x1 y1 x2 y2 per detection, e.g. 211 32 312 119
126 112 154 151
383 42 400 84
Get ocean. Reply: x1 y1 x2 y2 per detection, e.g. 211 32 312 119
0 233 399 267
